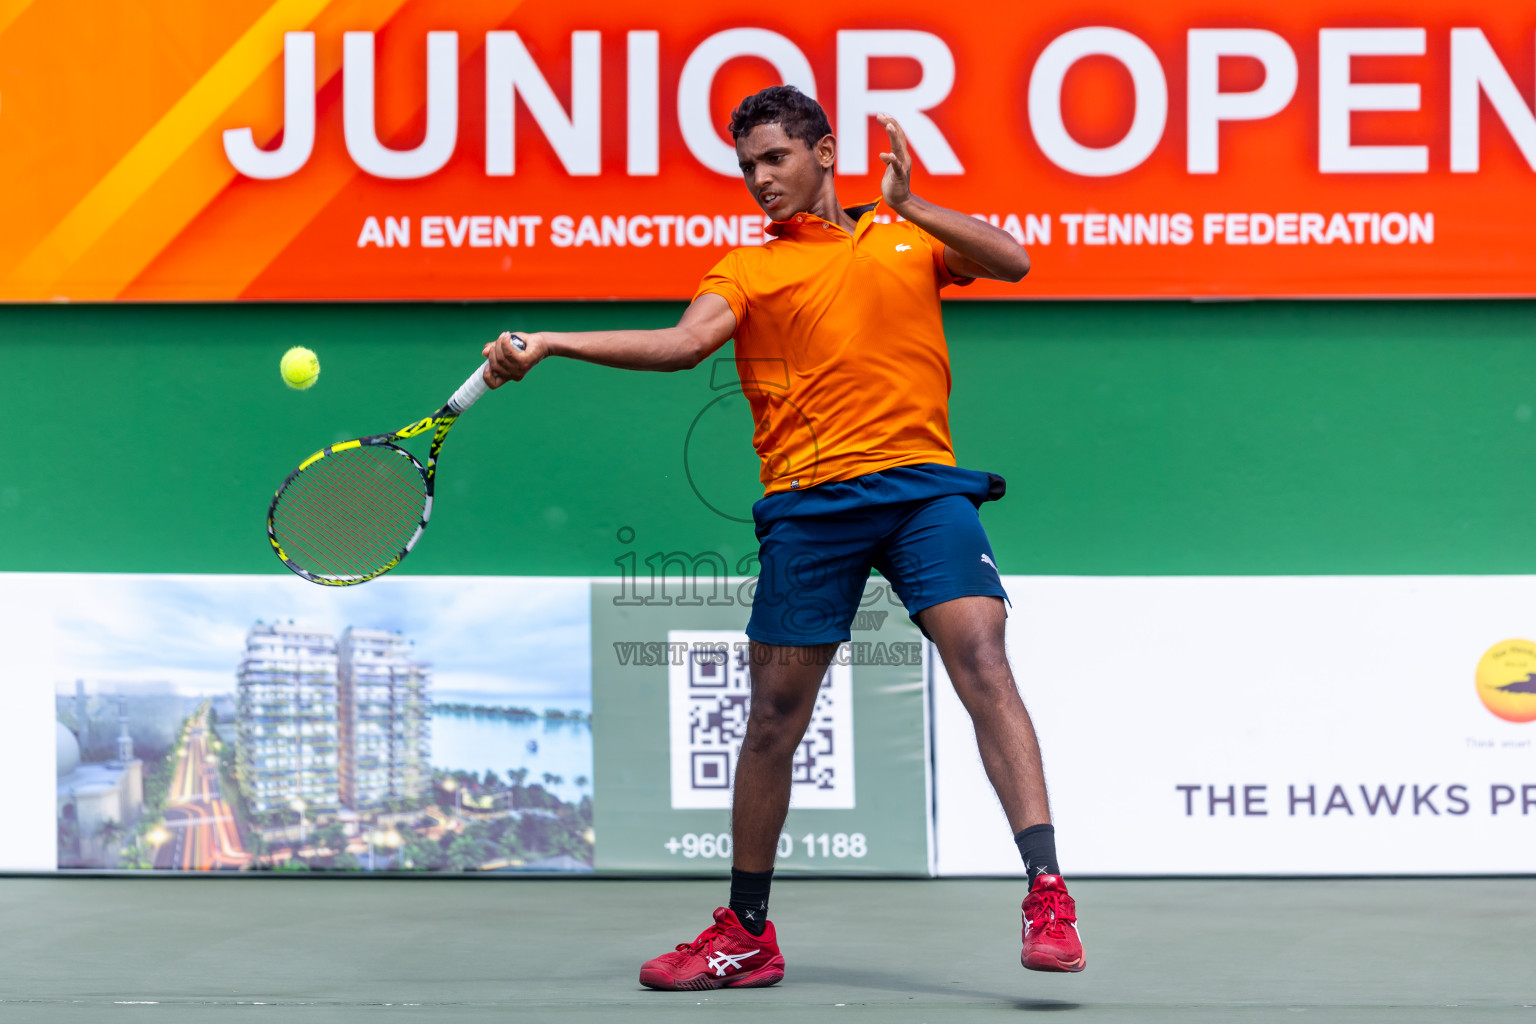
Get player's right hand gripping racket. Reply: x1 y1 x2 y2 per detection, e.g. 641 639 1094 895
267 339 521 586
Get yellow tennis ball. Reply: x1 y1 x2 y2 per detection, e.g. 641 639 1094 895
280 346 320 390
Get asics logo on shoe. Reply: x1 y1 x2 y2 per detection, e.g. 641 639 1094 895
981 553 999 574
895 243 912 252
706 950 759 977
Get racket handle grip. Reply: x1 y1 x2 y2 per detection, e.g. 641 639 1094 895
448 336 525 414
448 362 491 414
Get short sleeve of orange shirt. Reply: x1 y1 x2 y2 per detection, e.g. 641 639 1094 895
694 200 973 495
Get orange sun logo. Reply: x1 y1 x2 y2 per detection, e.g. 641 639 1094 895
1475 640 1536 723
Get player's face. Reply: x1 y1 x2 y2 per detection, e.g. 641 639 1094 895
736 123 833 221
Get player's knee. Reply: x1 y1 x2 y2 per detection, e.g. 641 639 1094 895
947 643 1016 703
743 693 813 755
945 634 1006 677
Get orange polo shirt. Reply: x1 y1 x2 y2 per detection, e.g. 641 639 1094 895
694 200 971 495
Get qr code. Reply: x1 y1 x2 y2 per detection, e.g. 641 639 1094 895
667 630 854 810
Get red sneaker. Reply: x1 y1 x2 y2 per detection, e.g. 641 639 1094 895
1021 874 1086 972
639 908 786 991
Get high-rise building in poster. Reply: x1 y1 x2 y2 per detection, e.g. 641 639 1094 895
337 628 431 810
235 623 340 815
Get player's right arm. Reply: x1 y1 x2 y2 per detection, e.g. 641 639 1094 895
481 292 737 387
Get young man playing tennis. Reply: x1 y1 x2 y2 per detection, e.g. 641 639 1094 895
482 86 1085 986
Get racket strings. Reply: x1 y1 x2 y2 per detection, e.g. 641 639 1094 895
282 480 406 572
279 476 416 575
281 455 422 564
278 462 422 577
272 444 428 580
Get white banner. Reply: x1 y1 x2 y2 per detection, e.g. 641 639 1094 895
934 576 1536 876
9 572 1535 875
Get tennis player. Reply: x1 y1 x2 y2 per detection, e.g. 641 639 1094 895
482 85 1085 986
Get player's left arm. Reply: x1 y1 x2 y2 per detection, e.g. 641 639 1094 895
876 114 1029 283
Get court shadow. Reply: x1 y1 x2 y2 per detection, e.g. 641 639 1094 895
787 965 1080 1011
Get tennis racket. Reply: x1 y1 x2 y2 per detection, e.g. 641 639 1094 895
267 340 521 586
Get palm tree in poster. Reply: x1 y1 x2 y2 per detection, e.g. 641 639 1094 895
96 819 128 864
447 831 489 871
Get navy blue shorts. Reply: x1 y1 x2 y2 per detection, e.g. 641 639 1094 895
746 464 1010 646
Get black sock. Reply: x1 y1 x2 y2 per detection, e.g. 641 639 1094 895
1014 824 1060 879
728 867 772 935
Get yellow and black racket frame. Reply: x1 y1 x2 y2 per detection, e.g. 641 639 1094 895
266 351 508 587
266 408 461 586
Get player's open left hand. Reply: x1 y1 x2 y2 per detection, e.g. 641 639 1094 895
876 113 914 211
482 331 541 387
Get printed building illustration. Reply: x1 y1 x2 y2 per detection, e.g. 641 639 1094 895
235 622 432 819
235 623 341 815
337 627 431 809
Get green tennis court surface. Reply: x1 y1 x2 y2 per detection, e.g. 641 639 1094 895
2 877 1531 1021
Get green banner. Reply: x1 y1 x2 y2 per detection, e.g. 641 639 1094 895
7 300 1536 579
591 581 930 874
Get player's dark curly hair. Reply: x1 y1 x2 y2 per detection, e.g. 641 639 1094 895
728 85 832 148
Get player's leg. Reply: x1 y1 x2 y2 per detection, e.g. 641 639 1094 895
639 512 870 991
919 595 1049 833
731 640 840 874
728 517 868 927
637 642 830 992
876 494 1086 973
731 516 870 881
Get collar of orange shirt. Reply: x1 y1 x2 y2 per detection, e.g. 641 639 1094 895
765 197 885 237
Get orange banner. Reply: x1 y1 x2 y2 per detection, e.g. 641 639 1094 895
3 0 1536 300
